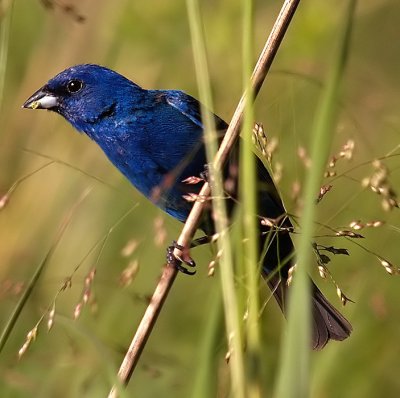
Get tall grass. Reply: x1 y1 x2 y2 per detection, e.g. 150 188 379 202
0 1 12 114
240 0 263 397
275 1 356 397
186 0 245 396
190 286 223 398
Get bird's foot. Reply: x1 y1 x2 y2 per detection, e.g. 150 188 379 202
166 241 196 275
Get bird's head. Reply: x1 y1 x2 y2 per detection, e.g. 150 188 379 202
23 64 142 133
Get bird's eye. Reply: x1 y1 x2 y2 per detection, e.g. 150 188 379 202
66 80 83 94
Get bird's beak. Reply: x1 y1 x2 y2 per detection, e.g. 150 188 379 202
22 87 58 110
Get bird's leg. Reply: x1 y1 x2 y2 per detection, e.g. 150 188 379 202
166 241 196 275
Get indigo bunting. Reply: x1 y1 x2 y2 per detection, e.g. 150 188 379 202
23 64 351 349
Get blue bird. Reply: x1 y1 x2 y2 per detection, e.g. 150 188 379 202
23 64 351 349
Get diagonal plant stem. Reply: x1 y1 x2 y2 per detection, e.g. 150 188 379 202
108 1 301 397
0 188 92 353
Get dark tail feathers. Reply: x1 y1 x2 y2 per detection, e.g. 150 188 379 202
267 275 352 350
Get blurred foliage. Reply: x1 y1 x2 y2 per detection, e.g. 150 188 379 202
1 0 400 397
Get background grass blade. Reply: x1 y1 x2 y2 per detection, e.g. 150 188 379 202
241 0 263 397
274 1 357 397
190 286 223 398
186 0 246 396
0 189 91 353
0 0 13 114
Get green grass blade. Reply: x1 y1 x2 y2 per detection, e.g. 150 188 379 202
186 1 246 396
0 0 13 114
191 286 223 398
274 1 357 397
0 244 56 353
241 0 263 397
0 189 91 354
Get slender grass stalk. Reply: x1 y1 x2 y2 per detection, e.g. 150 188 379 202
186 1 246 396
0 247 54 354
0 188 91 353
191 285 223 398
241 0 262 397
274 1 356 397
0 0 13 115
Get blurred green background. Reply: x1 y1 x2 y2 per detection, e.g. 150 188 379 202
1 0 400 397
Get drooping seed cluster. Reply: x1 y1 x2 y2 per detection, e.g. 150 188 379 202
73 268 97 319
362 160 399 211
252 122 282 182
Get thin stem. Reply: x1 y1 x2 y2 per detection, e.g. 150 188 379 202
241 0 263 397
0 1 13 115
274 1 356 397
187 0 245 396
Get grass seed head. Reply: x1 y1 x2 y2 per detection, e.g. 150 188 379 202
286 264 297 286
0 194 10 210
121 239 139 257
18 326 38 359
119 260 140 287
47 306 56 331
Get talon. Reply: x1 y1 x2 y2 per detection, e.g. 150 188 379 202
185 258 196 268
175 262 196 276
166 241 196 275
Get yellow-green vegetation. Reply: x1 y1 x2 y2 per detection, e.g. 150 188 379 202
1 1 400 397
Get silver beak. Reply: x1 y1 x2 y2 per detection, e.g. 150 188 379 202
22 87 58 110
